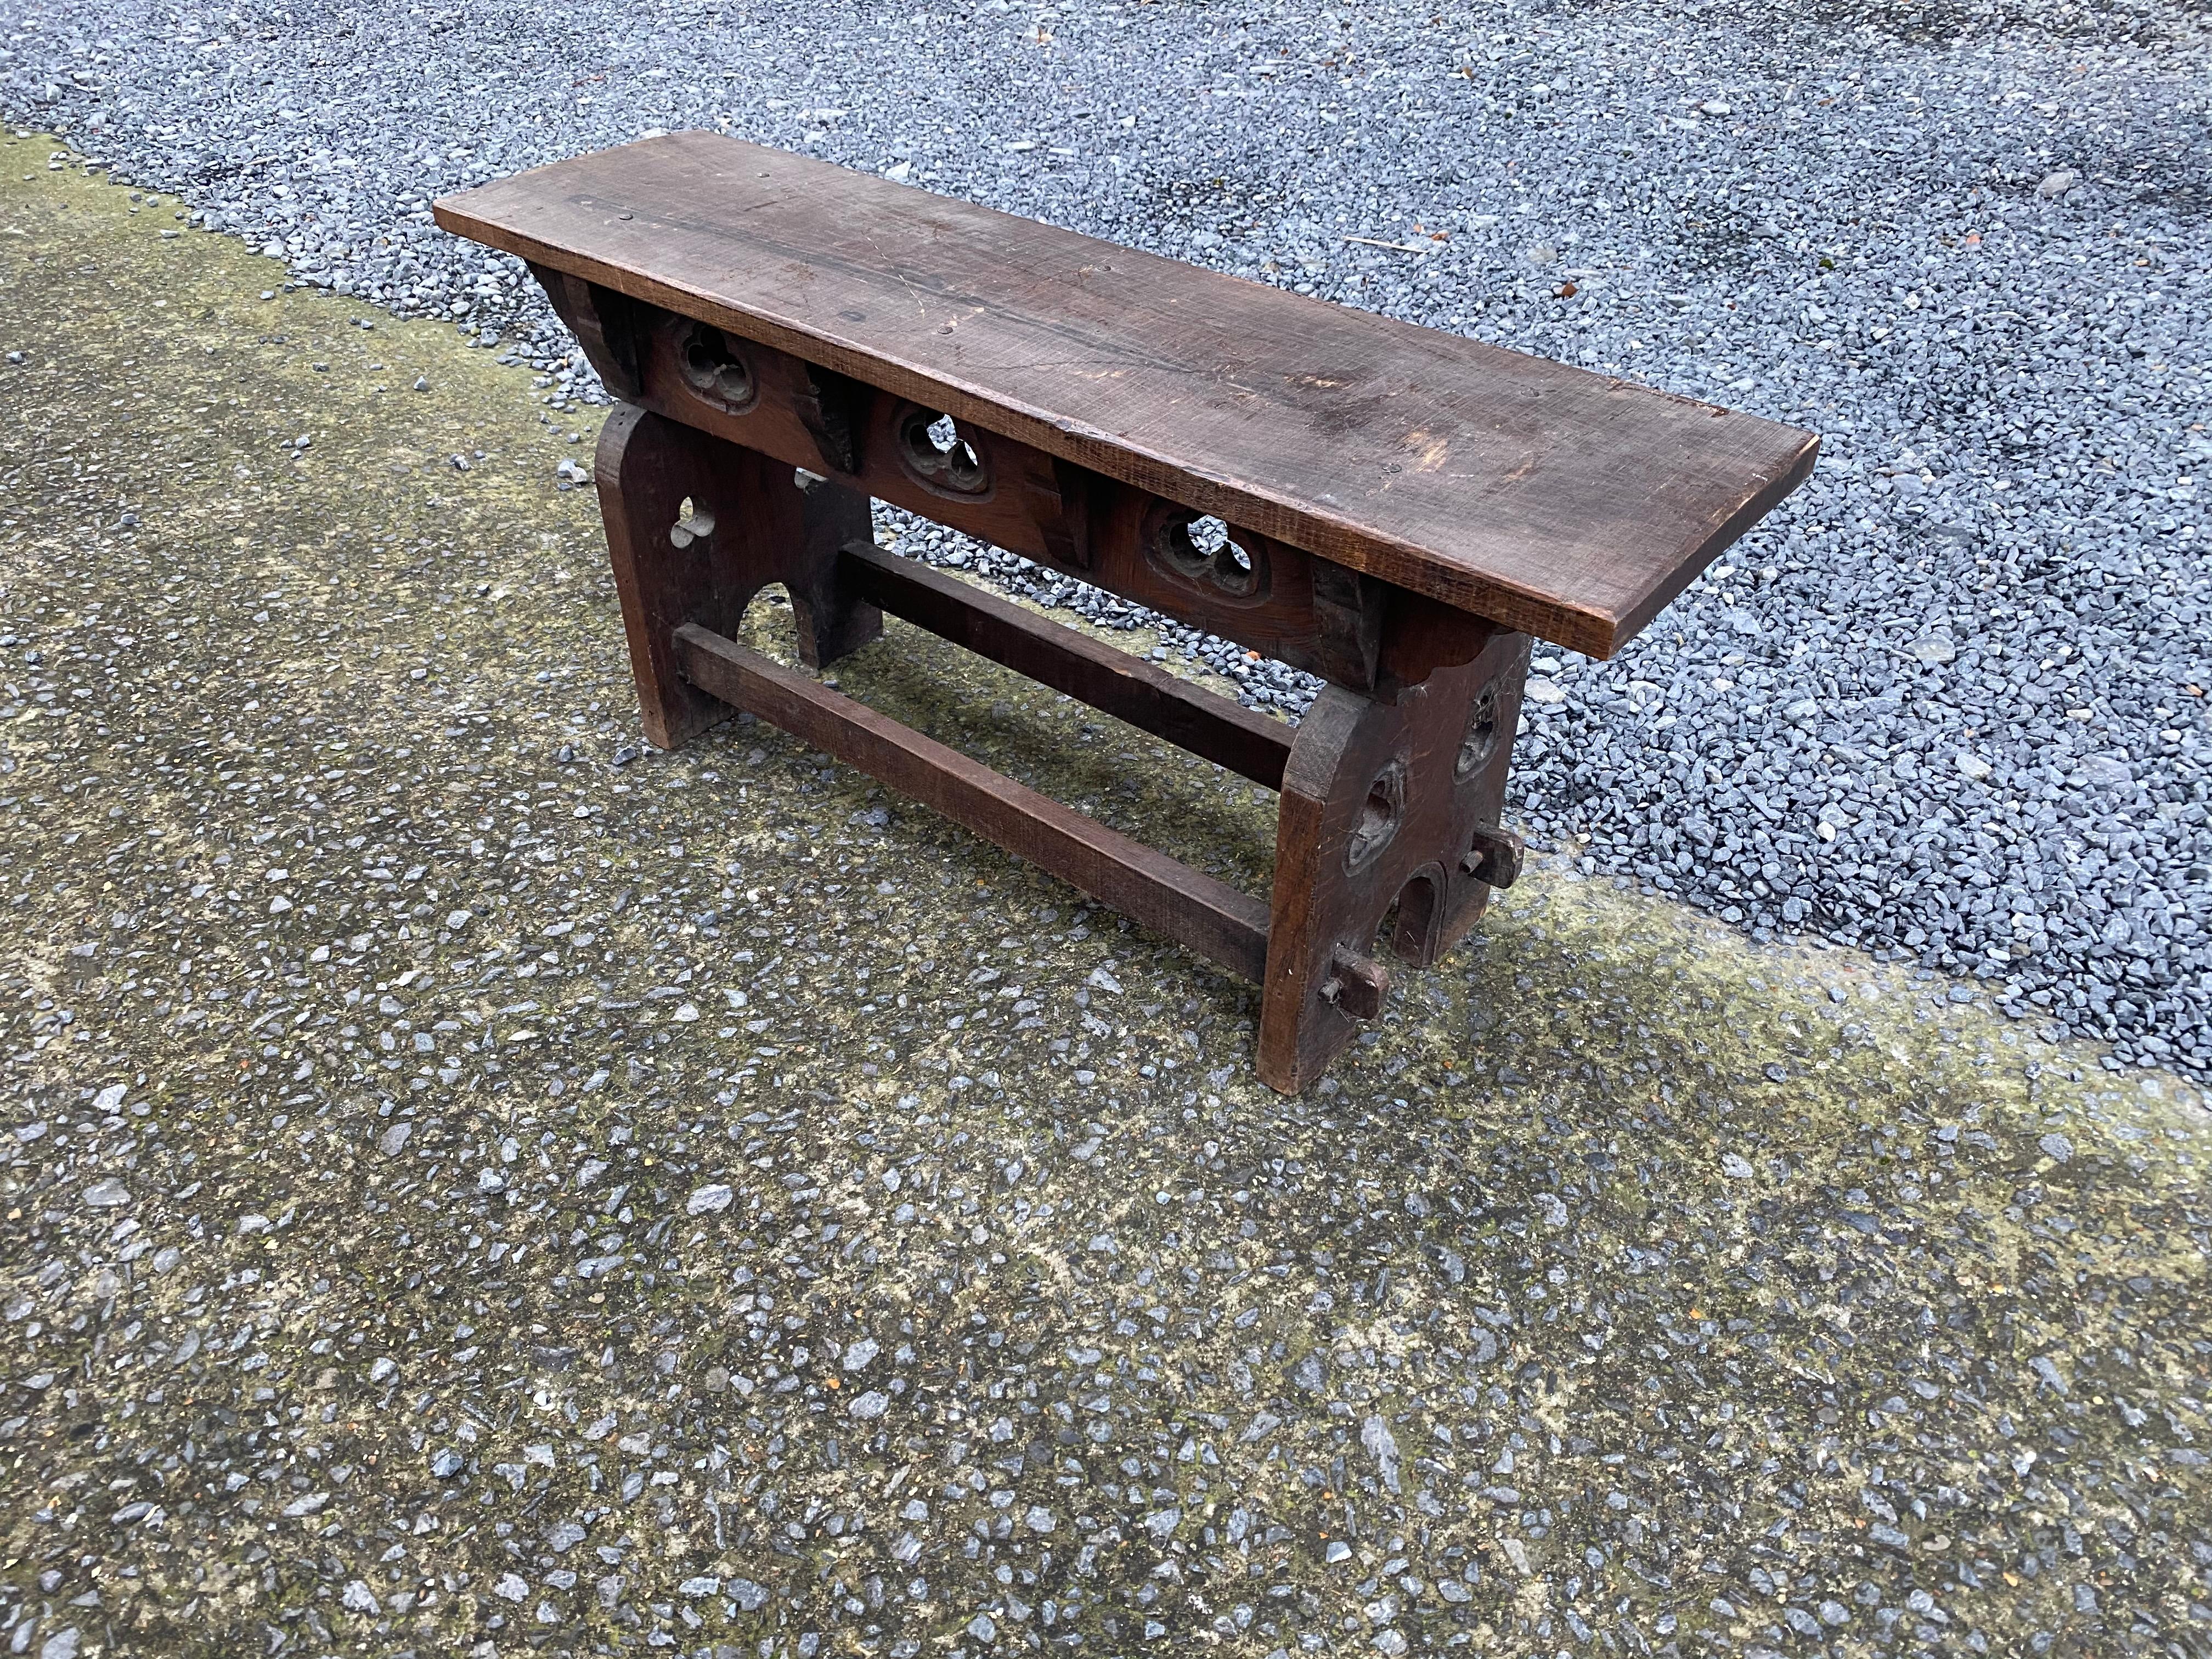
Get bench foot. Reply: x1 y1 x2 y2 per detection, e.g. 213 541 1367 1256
1256 630 1531 1093
594 405 877 750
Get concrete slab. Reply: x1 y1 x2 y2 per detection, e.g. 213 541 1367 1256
2 134 2208 1658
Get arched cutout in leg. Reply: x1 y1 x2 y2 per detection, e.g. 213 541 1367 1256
595 408 875 749
1387 864 1446 967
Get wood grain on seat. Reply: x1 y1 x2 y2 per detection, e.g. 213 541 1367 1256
436 132 1816 657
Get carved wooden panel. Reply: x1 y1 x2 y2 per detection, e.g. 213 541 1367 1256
542 278 1493 698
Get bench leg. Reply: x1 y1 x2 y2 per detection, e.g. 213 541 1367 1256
1256 629 1531 1093
593 404 878 751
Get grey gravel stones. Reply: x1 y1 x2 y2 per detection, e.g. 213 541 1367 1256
684 1180 734 1215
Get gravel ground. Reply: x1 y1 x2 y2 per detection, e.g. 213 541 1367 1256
5 143 2212 1659
2 0 2210 1073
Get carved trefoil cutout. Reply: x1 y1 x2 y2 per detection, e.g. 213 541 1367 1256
1345 756 1407 874
668 495 716 550
676 322 757 412
1143 503 1271 606
896 405 992 498
1455 679 1501 780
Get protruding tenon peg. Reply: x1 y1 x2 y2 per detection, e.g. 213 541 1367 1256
1460 824 1524 889
1320 947 1389 1020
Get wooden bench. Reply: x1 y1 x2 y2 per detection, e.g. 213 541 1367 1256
436 134 1816 1092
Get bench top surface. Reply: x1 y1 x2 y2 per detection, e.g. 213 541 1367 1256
437 133 1816 656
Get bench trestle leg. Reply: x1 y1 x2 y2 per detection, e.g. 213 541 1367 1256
594 405 877 750
1257 630 1531 1092
590 400 1530 1094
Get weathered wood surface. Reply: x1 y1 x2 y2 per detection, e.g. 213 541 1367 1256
435 133 1818 658
673 622 1273 984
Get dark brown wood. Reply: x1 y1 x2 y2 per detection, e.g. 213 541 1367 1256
437 133 1818 658
672 622 1272 983
447 138 1826 1092
842 541 1292 791
573 311 1484 697
1462 824 1525 889
531 264 646 400
1321 948 1390 1022
1259 627 1529 1092
594 407 877 749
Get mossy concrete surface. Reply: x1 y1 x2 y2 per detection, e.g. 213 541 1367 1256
2 133 2209 1659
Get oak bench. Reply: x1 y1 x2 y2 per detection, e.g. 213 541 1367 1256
436 133 1817 1092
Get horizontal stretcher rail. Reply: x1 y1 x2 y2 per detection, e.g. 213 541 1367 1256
671 622 1273 984
841 541 1293 792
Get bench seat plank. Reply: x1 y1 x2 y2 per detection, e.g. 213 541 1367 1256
436 133 1815 657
